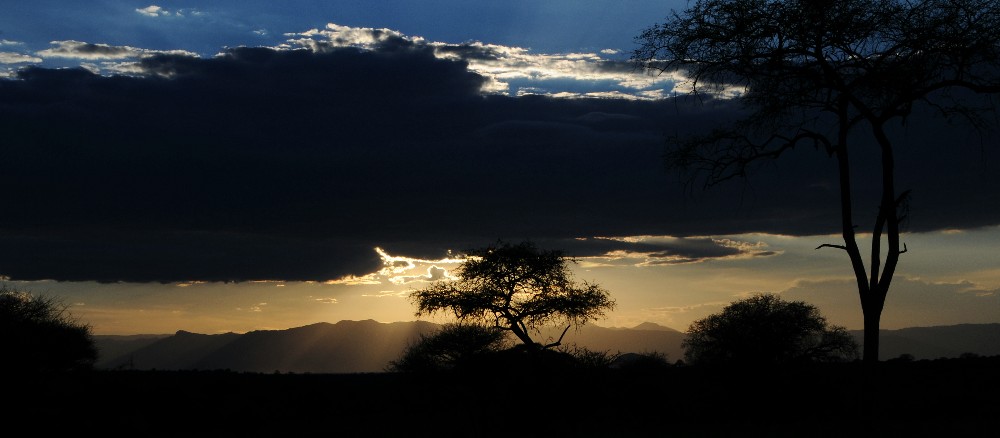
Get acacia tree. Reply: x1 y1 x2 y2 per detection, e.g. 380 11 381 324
683 293 859 366
634 0 1000 363
409 241 615 350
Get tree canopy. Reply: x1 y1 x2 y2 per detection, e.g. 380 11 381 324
634 0 1000 363
409 241 615 349
683 293 859 366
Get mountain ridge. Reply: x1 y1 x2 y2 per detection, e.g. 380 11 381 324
94 320 1000 373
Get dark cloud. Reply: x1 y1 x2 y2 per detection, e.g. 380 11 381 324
1 43 998 283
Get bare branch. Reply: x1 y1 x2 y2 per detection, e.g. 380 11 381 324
816 243 848 251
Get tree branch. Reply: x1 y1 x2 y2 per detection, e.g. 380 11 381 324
816 243 848 251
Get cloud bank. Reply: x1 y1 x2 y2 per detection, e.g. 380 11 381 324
1 25 998 283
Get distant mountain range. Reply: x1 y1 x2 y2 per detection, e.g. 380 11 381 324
93 320 1000 374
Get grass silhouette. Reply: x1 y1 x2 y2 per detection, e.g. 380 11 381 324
12 356 999 437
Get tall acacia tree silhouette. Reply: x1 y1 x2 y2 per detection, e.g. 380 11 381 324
634 0 1000 364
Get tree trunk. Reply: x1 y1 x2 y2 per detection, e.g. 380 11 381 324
508 321 536 347
864 122 901 364
833 113 901 365
832 110 879 363
862 300 882 363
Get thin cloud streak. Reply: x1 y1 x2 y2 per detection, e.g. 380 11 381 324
783 277 1000 329
36 40 199 61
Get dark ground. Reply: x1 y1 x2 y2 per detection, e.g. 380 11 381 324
13 356 1000 437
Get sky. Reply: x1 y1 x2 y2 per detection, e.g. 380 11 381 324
2 1 999 336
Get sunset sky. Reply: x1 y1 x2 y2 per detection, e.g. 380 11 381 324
2 1 999 335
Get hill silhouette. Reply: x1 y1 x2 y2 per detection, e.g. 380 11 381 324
93 320 1000 373
99 320 441 373
871 324 1000 360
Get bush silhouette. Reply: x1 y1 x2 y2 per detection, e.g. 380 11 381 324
388 323 512 372
0 285 97 374
389 324 635 374
683 293 858 366
608 351 673 373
